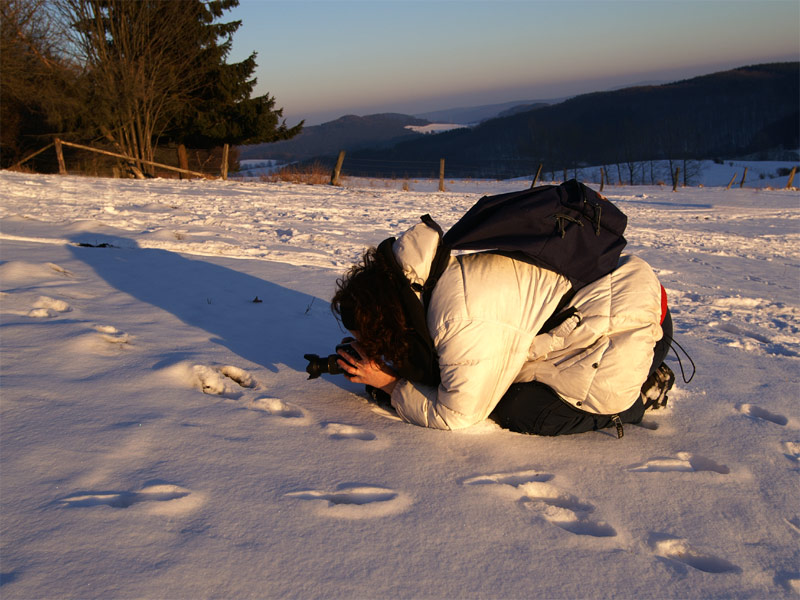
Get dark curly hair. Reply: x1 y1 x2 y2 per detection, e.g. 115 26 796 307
330 246 409 368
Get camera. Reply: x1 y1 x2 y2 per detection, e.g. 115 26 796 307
304 343 361 380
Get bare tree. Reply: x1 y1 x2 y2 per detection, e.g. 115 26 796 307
54 0 207 174
0 0 80 164
1 0 56 70
682 158 702 186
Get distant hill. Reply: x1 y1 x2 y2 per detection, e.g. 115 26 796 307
238 113 430 161
413 99 561 124
496 102 550 118
347 63 799 178
238 101 565 162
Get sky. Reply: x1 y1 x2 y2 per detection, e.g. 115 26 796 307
226 0 800 125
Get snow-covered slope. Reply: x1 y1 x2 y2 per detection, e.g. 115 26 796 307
1 170 798 599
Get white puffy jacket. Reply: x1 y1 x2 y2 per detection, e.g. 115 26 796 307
389 221 664 430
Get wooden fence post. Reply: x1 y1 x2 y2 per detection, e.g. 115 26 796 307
725 173 737 190
530 163 542 188
438 158 445 192
739 166 748 188
54 138 67 175
221 143 229 180
599 167 605 192
177 144 189 179
786 166 797 189
330 150 345 186
563 168 568 182
672 167 680 192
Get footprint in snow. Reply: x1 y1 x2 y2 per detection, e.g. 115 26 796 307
628 452 730 474
462 469 616 538
649 533 741 574
27 295 72 318
323 422 376 441
246 397 309 423
462 469 553 488
737 404 788 426
193 364 255 398
285 484 412 519
782 441 800 464
94 325 132 346
59 483 202 515
70 325 135 356
715 321 773 345
187 365 310 422
517 481 617 538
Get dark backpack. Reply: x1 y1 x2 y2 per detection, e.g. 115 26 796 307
379 179 628 386
444 179 627 288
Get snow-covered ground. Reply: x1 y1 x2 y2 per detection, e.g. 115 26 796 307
237 159 288 178
1 168 798 599
404 123 468 134
237 156 798 187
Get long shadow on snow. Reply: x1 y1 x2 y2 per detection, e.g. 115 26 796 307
68 236 351 383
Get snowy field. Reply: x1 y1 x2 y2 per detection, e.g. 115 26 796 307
1 167 798 599
237 156 798 187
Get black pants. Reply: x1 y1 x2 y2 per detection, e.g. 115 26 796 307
490 311 673 436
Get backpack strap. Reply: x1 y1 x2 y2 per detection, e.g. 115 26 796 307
536 286 578 335
420 216 452 309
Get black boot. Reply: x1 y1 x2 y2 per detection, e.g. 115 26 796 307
640 363 675 410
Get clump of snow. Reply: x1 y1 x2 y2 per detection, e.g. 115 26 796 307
0 168 798 599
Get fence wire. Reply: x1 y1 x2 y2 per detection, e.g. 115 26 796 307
268 155 696 186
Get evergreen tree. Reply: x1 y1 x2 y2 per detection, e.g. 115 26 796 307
164 0 302 150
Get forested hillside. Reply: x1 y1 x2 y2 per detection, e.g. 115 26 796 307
239 113 430 161
345 63 798 177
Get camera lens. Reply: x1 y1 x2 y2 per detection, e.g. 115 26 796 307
304 344 361 380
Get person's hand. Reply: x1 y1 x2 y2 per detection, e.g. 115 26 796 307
337 340 398 394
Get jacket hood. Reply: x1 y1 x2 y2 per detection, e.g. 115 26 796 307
392 220 442 297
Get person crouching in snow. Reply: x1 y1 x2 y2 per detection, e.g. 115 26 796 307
330 219 675 437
